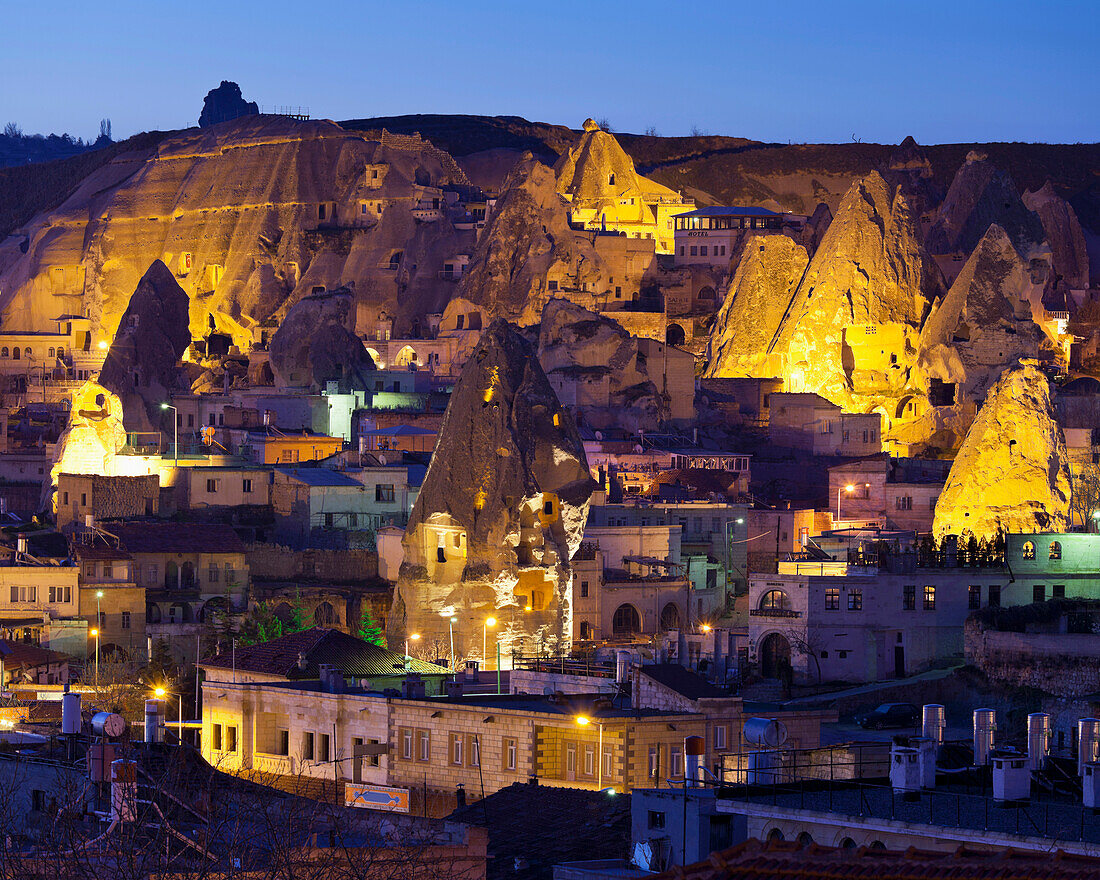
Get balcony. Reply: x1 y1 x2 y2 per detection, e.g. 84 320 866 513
749 608 802 619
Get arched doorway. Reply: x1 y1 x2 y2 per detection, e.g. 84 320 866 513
612 604 641 636
314 602 338 627
146 603 162 624
766 828 784 843
666 324 686 346
181 562 196 589
394 345 418 368
659 603 680 632
200 596 230 623
759 632 791 679
697 286 716 302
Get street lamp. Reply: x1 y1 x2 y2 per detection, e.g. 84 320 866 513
404 633 420 670
160 402 178 462
153 686 183 744
576 715 605 789
838 484 855 521
90 628 99 688
483 617 496 671
448 616 458 671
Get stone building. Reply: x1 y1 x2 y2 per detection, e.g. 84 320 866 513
55 473 161 529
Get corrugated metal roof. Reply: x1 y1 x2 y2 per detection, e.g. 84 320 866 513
673 206 782 218
276 468 362 487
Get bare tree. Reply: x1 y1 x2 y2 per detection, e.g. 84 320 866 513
1069 462 1100 530
785 628 826 684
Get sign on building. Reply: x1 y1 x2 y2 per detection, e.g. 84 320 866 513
344 783 410 813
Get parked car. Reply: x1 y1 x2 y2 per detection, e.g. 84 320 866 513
856 702 920 730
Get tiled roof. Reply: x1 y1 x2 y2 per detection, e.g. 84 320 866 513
448 781 630 880
674 206 781 218
0 640 70 668
107 521 246 555
200 628 448 678
655 838 1100 880
638 664 728 700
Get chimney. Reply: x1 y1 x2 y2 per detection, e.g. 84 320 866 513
889 744 920 797
455 784 467 808
685 736 705 787
1028 713 1051 771
401 672 425 699
922 704 945 745
318 664 343 694
992 753 1030 803
464 660 479 682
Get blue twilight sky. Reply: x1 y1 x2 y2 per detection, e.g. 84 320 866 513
1 0 1096 145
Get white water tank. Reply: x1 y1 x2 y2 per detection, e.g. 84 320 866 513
914 736 937 788
1078 718 1100 775
144 700 164 744
973 709 996 765
992 754 1030 803
685 736 705 787
615 651 632 684
111 759 137 822
61 692 81 736
889 745 921 793
1027 713 1051 771
743 718 788 749
746 750 782 785
1084 762 1100 808
922 704 946 744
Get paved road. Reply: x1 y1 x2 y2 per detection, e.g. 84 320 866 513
783 663 964 708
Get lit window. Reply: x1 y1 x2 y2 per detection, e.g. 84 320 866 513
825 588 840 610
923 585 936 610
847 589 862 611
1049 541 1062 560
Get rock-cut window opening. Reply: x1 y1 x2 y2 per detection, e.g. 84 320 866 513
1022 541 1035 560
1049 541 1061 560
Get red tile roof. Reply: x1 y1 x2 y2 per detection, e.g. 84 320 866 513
0 640 70 669
655 839 1100 880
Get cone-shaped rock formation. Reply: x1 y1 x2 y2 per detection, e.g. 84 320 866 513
933 362 1070 539
1023 182 1090 290
389 319 596 664
268 288 376 391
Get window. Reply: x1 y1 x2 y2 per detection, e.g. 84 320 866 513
847 589 863 611
838 650 848 659
903 584 916 611
212 724 223 751
302 732 315 761
148 564 159 584
548 280 558 291
648 810 666 830
1022 541 1035 560
451 734 463 766
580 580 589 598
32 789 46 812
242 479 253 494
318 733 330 762
1049 541 1062 561
543 498 554 515
206 479 219 493
1033 584 1045 603
825 588 840 610
583 744 595 777
121 611 131 630
690 246 697 256
103 563 113 578
759 590 790 612
276 730 290 756
227 726 237 753
1053 584 1066 599
367 737 381 766
579 621 591 639
469 735 480 767
375 484 395 503
670 746 683 778
401 728 413 760
603 746 613 779
81 493 87 507
895 496 912 510
225 563 234 583
988 585 1001 607
208 564 219 584
700 246 708 256
504 737 517 771
923 585 936 610
714 724 727 750
648 747 659 779
968 585 981 610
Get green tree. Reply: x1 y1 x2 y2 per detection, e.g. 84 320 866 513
357 607 386 647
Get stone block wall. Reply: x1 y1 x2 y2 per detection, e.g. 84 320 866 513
965 619 1100 696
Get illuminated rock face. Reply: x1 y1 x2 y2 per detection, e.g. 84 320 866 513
389 319 595 664
918 225 1052 411
47 382 129 509
933 362 1070 540
554 119 692 253
0 116 467 346
704 235 809 379
927 152 1046 258
771 171 943 409
98 260 191 435
267 288 376 391
1023 182 1091 290
537 298 667 431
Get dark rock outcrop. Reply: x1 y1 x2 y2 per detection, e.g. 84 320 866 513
1023 181 1090 289
98 260 191 434
199 81 259 128
389 319 595 661
268 289 376 392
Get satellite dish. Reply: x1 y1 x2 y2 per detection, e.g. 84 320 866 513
378 453 388 465
632 841 654 871
594 431 603 441
633 444 644 454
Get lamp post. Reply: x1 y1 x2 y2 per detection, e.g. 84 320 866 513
576 715 605 790
483 617 496 671
837 483 855 521
90 628 99 688
160 402 178 462
404 633 420 670
448 616 458 671
154 686 183 744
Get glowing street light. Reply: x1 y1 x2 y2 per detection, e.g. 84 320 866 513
576 714 605 789
700 623 712 634
405 632 420 670
160 402 178 462
483 617 496 672
448 616 458 670
153 686 183 743
90 628 100 688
